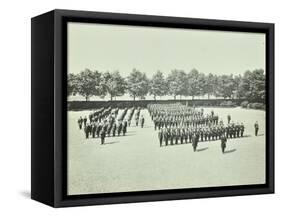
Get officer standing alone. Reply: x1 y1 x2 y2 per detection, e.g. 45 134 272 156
192 133 198 152
227 114 231 124
254 121 259 136
140 115 145 128
221 133 227 153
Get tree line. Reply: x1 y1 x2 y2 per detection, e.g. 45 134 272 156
68 68 265 102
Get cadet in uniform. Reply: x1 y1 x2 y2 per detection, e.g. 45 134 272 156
204 128 208 141
100 128 106 145
236 123 240 138
85 123 91 139
164 128 169 146
240 123 244 137
107 122 112 137
78 117 83 129
140 115 145 128
122 121 127 136
180 128 184 144
92 121 97 138
154 117 158 130
158 128 163 147
124 120 128 133
226 124 230 138
112 122 117 137
170 128 175 145
199 127 204 142
189 129 193 143
83 116 87 128
135 115 139 127
97 122 102 137
254 121 259 136
184 128 188 144
221 133 227 153
227 114 231 124
117 122 123 136
207 128 212 142
192 133 198 152
175 128 179 144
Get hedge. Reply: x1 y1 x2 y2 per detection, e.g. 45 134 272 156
241 101 249 108
220 101 237 107
68 99 246 111
247 102 265 110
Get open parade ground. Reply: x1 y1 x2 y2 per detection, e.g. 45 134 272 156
67 107 265 195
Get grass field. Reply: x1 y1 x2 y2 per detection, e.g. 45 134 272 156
67 107 266 195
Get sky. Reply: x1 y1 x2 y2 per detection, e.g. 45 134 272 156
67 22 265 78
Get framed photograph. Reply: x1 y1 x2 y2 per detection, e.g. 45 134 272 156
31 9 274 207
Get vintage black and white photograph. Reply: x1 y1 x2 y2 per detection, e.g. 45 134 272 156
66 22 266 195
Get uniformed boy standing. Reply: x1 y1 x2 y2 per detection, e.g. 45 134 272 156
78 116 83 129
240 123 245 137
164 129 169 146
122 121 127 136
97 122 102 137
221 133 227 153
112 122 117 137
92 121 97 138
192 133 198 152
158 129 163 147
83 116 87 128
117 122 123 136
100 128 106 145
140 115 145 128
85 123 91 139
227 114 231 124
254 121 259 136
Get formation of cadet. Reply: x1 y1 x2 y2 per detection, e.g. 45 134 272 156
156 123 243 147
148 103 245 152
254 121 259 136
148 104 219 130
77 106 143 145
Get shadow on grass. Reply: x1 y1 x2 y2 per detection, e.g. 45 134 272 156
224 148 237 154
138 126 153 129
123 133 137 136
103 141 119 145
197 147 209 152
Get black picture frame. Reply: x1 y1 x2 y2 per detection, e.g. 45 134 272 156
31 9 274 207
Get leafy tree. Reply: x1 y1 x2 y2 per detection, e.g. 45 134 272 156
76 68 102 101
233 74 242 99
216 74 235 99
239 69 265 102
167 69 187 99
197 72 206 97
69 66 265 102
204 73 216 99
187 69 203 100
149 71 168 100
127 69 149 100
252 69 266 101
67 73 79 96
101 71 126 101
